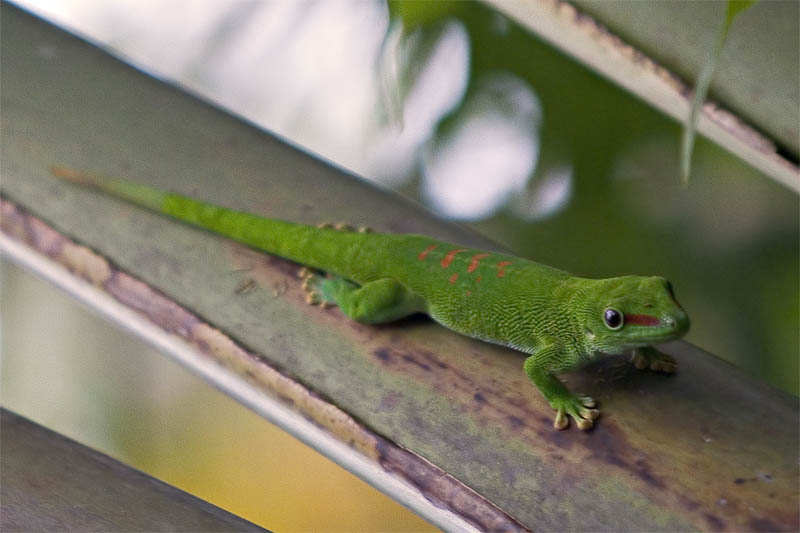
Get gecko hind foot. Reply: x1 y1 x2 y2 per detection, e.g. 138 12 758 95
552 395 599 431
299 267 332 308
631 347 677 373
317 221 372 233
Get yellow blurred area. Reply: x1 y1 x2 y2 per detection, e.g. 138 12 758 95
0 260 436 532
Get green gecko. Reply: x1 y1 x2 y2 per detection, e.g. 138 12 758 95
52 167 690 430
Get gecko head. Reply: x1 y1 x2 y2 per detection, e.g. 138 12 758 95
583 276 690 353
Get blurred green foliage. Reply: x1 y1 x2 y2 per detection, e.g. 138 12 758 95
725 0 758 30
389 1 798 394
681 0 757 184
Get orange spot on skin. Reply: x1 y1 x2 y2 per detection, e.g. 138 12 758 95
449 273 459 284
467 253 490 273
441 248 467 268
475 276 482 283
418 244 437 261
496 261 513 278
465 290 472 297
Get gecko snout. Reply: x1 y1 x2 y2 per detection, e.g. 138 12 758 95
664 307 690 336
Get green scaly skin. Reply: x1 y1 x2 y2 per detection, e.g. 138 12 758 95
54 168 690 430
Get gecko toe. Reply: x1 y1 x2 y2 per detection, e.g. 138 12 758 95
318 221 370 233
632 352 649 369
299 266 334 308
650 357 677 373
632 348 678 374
305 291 321 305
305 291 331 307
551 394 600 430
553 409 569 430
580 406 600 420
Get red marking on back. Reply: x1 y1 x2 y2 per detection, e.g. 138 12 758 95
496 261 513 278
475 276 482 283
441 248 467 268
625 314 661 326
465 290 472 297
449 273 459 284
417 244 437 261
467 253 490 273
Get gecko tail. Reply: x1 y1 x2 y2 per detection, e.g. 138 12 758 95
50 166 374 278
50 166 97 186
50 166 168 212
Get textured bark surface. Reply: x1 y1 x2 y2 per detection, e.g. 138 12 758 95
2 4 797 532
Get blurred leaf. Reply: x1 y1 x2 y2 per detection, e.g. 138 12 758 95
387 0 465 32
681 0 757 186
494 0 797 190
377 22 461 130
725 0 758 30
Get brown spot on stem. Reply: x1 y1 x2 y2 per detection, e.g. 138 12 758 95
508 415 525 429
704 513 726 531
402 354 431 372
750 516 783 532
373 348 392 362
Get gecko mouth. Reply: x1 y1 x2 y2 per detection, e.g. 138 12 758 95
626 310 690 342
624 313 661 326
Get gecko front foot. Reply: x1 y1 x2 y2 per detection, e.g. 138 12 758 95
631 346 677 373
524 354 600 431
551 394 599 431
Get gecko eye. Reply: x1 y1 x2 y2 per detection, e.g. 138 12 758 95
603 308 623 330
